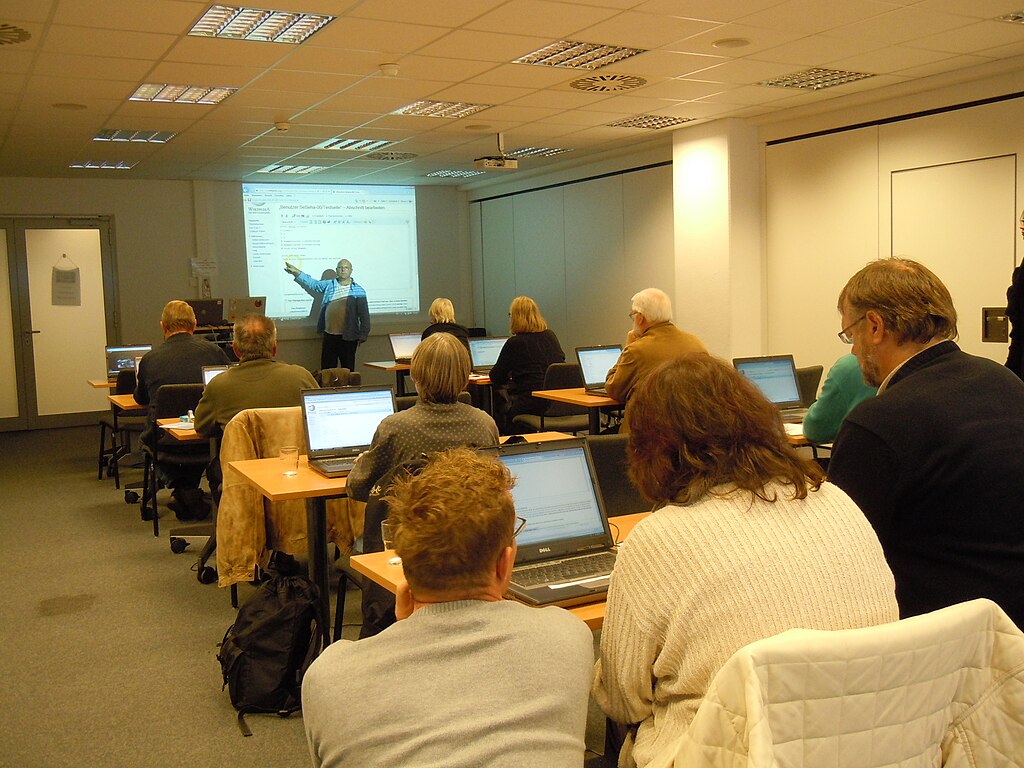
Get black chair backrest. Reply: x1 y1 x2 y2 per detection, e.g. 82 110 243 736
467 327 487 338
152 383 205 420
796 365 824 408
114 369 137 395
542 363 588 417
586 433 649 516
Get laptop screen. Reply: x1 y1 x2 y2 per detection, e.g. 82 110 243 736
301 386 396 455
186 298 224 327
490 441 609 556
228 296 266 321
105 345 152 378
576 346 622 387
389 332 421 361
468 336 509 369
733 355 802 409
201 364 236 387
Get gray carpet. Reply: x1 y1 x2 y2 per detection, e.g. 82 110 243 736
0 426 608 767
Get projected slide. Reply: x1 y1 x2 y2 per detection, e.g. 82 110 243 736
242 183 420 319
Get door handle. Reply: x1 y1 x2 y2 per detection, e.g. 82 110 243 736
25 330 41 334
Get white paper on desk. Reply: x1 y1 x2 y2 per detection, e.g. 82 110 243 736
783 422 803 436
161 421 195 430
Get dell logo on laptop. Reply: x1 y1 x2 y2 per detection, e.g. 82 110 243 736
539 547 551 553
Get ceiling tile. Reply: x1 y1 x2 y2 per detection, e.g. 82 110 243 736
754 34 880 68
906 19 1024 55
345 78 451 100
636 0 787 23
740 0 895 35
42 25 177 60
53 0 202 32
465 0 621 37
274 47 384 76
164 36 295 68
467 63 579 89
348 0 507 26
828 45 958 74
417 29 554 62
666 23 805 57
894 53 997 78
507 89 614 109
913 0 1024 19
0 49 35 76
611 49 727 78
574 11 719 49
429 82 536 105
249 69 362 95
32 52 155 81
685 57 800 85
147 62 265 88
384 55 497 82
4 0 56 23
303 17 449 54
830 7 972 48
639 78 731 100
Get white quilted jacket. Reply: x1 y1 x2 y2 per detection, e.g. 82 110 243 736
650 599 1024 768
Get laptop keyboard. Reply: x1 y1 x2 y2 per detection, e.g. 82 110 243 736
513 551 616 588
316 457 355 472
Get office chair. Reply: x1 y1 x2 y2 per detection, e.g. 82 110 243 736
97 369 145 489
585 434 649 517
512 362 590 434
312 367 361 387
648 599 1024 768
141 383 211 537
795 365 823 408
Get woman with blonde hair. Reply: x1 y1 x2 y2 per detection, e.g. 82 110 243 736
593 353 897 767
346 332 498 502
488 295 565 433
421 297 469 349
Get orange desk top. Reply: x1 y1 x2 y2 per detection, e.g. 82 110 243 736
533 387 620 408
107 393 143 411
228 455 348 502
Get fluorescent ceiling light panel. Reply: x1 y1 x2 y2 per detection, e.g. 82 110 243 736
94 129 176 143
393 100 492 119
318 138 393 151
514 40 647 70
759 67 874 90
189 5 333 44
425 169 485 178
69 160 135 170
607 114 693 129
998 10 1024 23
257 163 325 174
506 146 571 158
130 83 237 104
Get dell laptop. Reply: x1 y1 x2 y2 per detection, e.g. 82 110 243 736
468 336 509 374
575 345 622 395
201 363 237 387
227 296 266 322
483 438 618 608
105 344 152 379
300 385 397 478
388 332 422 364
733 354 807 422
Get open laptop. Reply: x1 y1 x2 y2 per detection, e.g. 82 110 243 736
186 298 225 327
733 354 807 422
483 438 618 608
300 385 397 478
105 344 152 379
388 332 421 364
468 336 509 373
201 363 237 387
575 345 622 395
227 296 266 322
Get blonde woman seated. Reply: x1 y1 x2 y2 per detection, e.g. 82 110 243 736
346 332 498 503
488 296 565 434
421 297 470 350
593 353 898 768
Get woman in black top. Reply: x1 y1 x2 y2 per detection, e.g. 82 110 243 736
489 295 565 433
421 297 470 349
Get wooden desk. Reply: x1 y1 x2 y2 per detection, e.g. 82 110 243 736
533 387 620 433
89 378 116 389
157 417 200 441
228 456 347 648
107 393 144 412
349 511 648 631
363 360 411 396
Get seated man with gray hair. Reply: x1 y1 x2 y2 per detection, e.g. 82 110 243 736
605 288 707 406
302 448 594 768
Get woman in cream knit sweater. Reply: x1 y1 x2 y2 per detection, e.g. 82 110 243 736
592 353 898 768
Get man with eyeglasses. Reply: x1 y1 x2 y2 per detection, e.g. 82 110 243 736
604 287 707 409
302 448 594 768
828 257 1024 628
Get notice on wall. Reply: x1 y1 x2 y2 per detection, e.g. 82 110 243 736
51 266 81 306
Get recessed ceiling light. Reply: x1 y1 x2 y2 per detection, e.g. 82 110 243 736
317 138 393 151
607 114 694 130
425 169 486 178
0 23 31 46
129 83 237 104
393 100 492 118
998 10 1024 23
505 146 571 158
257 163 325 174
94 129 177 143
514 40 647 70
712 37 751 49
189 5 333 44
365 151 417 161
69 160 135 170
759 67 874 90
569 73 647 92
52 102 88 111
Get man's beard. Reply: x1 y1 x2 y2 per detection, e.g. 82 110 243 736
859 347 882 388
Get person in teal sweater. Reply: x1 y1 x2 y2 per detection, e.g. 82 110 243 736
801 353 877 444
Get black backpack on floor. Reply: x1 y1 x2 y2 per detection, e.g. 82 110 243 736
217 570 321 736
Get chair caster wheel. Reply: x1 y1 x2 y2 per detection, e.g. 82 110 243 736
125 490 140 504
170 537 189 554
198 566 217 585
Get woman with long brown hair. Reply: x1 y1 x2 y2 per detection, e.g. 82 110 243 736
593 353 897 768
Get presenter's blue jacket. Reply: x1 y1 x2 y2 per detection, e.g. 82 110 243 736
294 272 370 341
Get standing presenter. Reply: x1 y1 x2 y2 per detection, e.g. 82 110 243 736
285 258 370 372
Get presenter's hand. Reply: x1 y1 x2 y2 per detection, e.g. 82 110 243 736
284 262 300 276
395 579 414 620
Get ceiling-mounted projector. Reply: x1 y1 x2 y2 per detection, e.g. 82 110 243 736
473 132 518 171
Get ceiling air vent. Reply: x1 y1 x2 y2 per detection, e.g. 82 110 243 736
365 151 417 161
759 67 874 90
0 24 31 45
569 74 647 92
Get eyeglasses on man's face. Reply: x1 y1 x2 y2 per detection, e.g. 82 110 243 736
513 516 527 539
838 315 867 344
